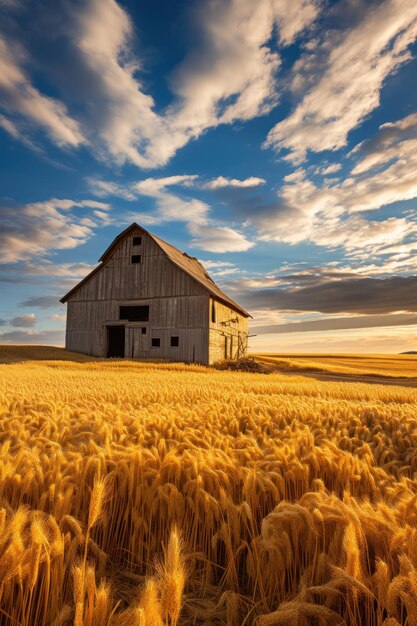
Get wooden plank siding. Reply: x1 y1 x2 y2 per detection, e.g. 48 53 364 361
63 225 249 364
65 227 210 362
208 298 249 364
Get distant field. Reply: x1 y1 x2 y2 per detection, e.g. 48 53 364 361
0 344 96 363
254 352 417 379
1 345 417 624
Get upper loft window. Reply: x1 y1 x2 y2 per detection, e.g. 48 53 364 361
131 255 141 264
133 236 142 246
211 299 216 323
119 305 149 321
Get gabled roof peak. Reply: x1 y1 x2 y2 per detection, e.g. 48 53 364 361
61 223 251 317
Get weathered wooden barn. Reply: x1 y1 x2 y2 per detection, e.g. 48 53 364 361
60 223 251 364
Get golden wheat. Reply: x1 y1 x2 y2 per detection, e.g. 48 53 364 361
0 347 417 624
255 353 417 378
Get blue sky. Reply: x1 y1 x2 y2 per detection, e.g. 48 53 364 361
1 0 417 352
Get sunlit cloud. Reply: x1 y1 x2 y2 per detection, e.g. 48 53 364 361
0 38 84 147
0 198 110 262
0 0 319 167
202 176 265 189
265 0 417 163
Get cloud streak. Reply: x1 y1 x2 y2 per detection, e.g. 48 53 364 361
265 0 417 163
202 176 265 189
0 38 84 147
0 329 64 344
0 0 319 167
239 275 417 315
0 198 110 262
20 296 61 308
130 175 254 252
253 313 417 334
226 110 417 273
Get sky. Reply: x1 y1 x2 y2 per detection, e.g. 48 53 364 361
1 0 417 353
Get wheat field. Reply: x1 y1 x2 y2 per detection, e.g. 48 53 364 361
1 349 417 625
254 354 417 379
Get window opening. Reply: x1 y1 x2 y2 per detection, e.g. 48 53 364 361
119 306 149 321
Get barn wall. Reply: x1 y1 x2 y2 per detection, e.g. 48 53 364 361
65 227 211 362
208 298 249 364
65 294 209 363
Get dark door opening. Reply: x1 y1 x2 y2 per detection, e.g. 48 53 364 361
107 326 125 358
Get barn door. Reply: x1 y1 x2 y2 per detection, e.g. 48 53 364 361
128 327 149 358
107 326 125 358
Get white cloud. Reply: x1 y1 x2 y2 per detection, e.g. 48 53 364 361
133 176 208 226
196 259 241 277
0 38 84 147
283 168 306 182
0 198 110 262
130 175 253 252
189 224 254 253
87 178 137 200
23 262 97 277
350 111 417 172
0 113 40 150
203 176 265 189
80 200 111 210
74 0 163 168
319 163 342 175
209 267 241 276
272 0 320 46
134 175 198 195
67 0 318 168
256 173 417 252
246 110 417 270
198 260 236 270
0 0 318 167
152 0 318 165
265 0 417 163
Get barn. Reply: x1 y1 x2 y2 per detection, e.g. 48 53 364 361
60 223 251 364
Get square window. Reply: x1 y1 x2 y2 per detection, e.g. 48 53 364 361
131 255 141 264
141 327 146 334
133 236 142 246
151 337 160 347
171 336 179 347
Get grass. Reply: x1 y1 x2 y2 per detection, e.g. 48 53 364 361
254 353 417 379
0 345 417 624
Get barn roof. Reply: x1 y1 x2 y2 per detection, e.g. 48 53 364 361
60 223 251 317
